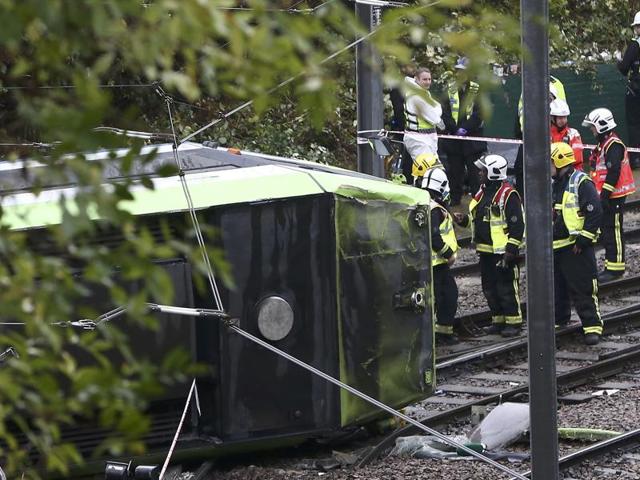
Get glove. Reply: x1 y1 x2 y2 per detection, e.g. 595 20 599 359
447 254 456 266
455 128 468 136
600 191 610 210
573 234 592 254
503 251 517 266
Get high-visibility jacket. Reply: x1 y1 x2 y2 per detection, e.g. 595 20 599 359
405 94 438 131
431 202 458 266
550 124 584 171
589 133 636 198
448 81 479 123
519 75 566 130
404 76 442 132
549 75 566 102
553 170 598 249
469 182 523 254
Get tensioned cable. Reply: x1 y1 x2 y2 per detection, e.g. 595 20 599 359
158 379 200 480
179 0 442 144
214 0 336 12
0 142 58 148
154 7 527 476
0 83 155 90
161 88 224 311
82 1 523 475
0 304 227 330
44 301 528 478
224 320 529 480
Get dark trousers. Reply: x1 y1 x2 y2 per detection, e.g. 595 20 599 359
602 196 626 273
479 253 522 325
626 90 640 167
554 245 602 334
628 123 640 168
447 151 481 203
433 264 458 334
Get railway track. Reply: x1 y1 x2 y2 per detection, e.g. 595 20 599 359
452 224 640 277
358 303 640 470
447 272 640 345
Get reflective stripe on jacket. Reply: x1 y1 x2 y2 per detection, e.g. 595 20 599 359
469 182 522 254
405 98 436 131
431 202 458 266
590 133 636 198
553 170 596 249
448 81 479 123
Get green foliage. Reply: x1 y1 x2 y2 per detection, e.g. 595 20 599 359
0 0 629 477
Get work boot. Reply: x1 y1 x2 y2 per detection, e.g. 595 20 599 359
501 324 521 337
436 332 459 345
584 333 600 346
484 323 505 335
598 270 623 283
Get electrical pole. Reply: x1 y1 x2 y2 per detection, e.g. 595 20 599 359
521 0 559 478
355 2 384 177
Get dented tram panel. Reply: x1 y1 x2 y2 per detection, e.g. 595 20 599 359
0 143 435 454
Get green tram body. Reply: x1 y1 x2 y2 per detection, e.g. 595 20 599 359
0 142 435 461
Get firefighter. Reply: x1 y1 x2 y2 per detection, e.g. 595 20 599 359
441 57 487 206
617 11 640 169
453 154 525 337
550 98 584 170
411 152 444 187
404 67 444 161
582 108 636 282
551 142 603 345
422 167 459 345
514 76 566 199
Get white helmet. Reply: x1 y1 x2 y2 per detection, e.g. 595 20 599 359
421 167 450 198
582 108 616 134
549 83 558 100
550 98 570 117
475 154 508 181
632 11 640 26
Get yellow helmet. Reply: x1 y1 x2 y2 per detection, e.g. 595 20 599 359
412 153 440 178
551 142 575 168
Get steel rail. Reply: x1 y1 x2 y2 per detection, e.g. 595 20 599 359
224 321 529 480
555 428 640 471
358 335 640 467
453 223 640 276
448 274 640 341
440 300 640 364
439 304 640 372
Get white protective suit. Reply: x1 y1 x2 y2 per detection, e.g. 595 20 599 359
403 76 444 159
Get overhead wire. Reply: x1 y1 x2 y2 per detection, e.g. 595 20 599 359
164 1 532 476
180 0 443 144
213 0 336 12
12 3 526 475
0 83 155 90
159 85 225 311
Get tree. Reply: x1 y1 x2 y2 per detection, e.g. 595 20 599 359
0 1 527 477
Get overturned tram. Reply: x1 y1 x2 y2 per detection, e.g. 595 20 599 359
0 142 435 467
